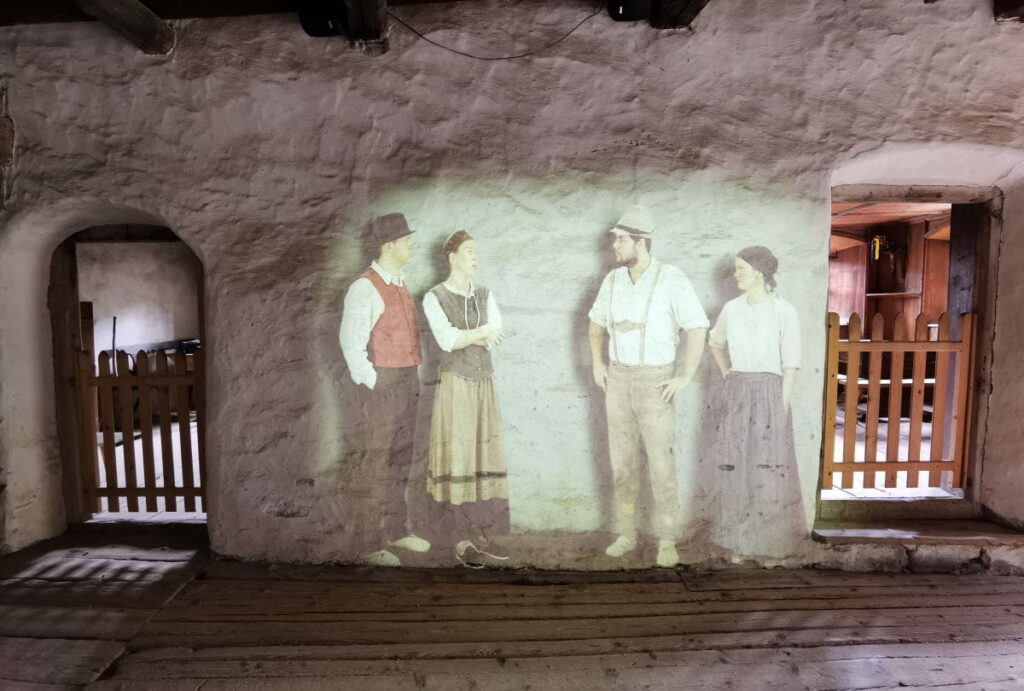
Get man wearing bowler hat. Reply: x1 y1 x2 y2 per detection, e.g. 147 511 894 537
340 212 431 566
588 205 709 568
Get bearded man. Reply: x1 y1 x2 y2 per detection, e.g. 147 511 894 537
588 206 709 568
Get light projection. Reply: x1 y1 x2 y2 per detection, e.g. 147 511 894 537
313 170 825 568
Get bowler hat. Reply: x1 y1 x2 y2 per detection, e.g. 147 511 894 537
368 213 414 247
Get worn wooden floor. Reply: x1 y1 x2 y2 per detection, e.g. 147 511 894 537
2 530 1024 690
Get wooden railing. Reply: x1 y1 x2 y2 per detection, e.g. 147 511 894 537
76 348 206 513
822 312 974 490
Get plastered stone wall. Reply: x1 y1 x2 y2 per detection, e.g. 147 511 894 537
77 242 202 355
1 0 1024 566
981 180 1024 529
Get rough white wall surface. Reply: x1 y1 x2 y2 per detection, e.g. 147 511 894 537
1 0 1024 566
77 242 202 354
982 181 1024 529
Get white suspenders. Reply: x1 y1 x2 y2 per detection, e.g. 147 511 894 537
608 262 663 366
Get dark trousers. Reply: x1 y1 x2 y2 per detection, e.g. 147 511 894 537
345 366 420 549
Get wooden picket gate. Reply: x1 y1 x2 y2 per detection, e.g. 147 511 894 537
822 312 975 490
76 348 206 513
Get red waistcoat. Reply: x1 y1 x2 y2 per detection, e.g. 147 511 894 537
364 269 422 368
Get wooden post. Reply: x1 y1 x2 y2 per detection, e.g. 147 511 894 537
947 203 982 339
884 316 907 488
174 351 197 512
75 351 100 514
840 313 863 489
821 313 840 490
195 347 207 508
155 353 177 510
115 351 140 511
951 314 975 488
929 314 952 488
862 313 885 489
48 239 87 522
906 314 929 489
96 353 119 512
136 351 158 512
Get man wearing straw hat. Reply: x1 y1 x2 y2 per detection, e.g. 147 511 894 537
339 212 431 566
588 205 709 568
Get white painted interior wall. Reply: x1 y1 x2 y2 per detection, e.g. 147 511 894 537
77 242 202 357
1 0 1024 567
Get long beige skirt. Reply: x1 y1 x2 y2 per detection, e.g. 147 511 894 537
426 371 508 506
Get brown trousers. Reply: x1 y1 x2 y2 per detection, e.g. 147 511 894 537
345 366 420 549
605 362 680 540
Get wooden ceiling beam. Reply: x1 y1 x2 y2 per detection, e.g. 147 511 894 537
0 0 467 27
994 0 1024 22
650 0 712 29
72 0 175 54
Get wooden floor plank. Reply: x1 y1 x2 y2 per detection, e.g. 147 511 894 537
200 559 683 584
107 640 1024 679
152 591 1024 624
0 577 187 609
4 532 1024 690
130 605 1024 648
89 650 1024 690
0 636 124 685
155 580 1024 619
0 604 156 640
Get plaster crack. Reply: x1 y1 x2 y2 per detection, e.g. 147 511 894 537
992 155 1024 190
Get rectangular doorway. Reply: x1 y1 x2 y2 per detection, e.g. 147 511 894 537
823 197 986 505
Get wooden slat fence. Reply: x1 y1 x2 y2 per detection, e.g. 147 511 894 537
76 348 206 513
822 312 974 490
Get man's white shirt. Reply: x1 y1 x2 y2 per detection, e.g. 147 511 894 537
339 261 405 389
588 259 710 366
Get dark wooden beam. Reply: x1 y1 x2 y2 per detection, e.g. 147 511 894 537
344 0 388 53
994 0 1024 21
71 0 175 54
71 224 179 242
650 0 712 29
0 0 463 27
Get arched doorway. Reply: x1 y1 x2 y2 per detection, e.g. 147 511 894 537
0 201 208 553
50 224 206 523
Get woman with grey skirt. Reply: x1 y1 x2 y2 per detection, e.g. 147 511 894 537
422 231 510 566
708 245 805 556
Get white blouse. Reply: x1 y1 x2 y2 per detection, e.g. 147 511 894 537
423 282 503 352
709 294 801 375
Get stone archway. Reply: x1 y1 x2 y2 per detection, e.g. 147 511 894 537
0 200 205 553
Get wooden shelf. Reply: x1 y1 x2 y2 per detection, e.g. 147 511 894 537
866 291 922 298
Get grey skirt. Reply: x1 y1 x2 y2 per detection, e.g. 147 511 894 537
709 372 805 555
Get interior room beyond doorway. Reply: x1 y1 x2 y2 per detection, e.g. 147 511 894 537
824 201 966 501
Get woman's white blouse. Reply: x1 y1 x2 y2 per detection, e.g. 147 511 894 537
709 294 801 375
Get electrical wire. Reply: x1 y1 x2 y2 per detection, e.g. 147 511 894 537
386 5 603 61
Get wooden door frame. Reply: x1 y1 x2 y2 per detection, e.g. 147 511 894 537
47 227 207 524
48 238 88 522
821 184 1001 521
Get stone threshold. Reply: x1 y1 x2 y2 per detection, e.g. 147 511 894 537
813 519 1024 546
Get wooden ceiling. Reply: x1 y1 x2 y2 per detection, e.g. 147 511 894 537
831 202 951 231
830 202 951 254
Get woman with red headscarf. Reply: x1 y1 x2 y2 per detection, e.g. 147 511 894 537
707 245 805 556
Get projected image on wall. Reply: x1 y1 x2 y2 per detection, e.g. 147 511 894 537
587 206 709 568
707 246 804 555
322 180 818 570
